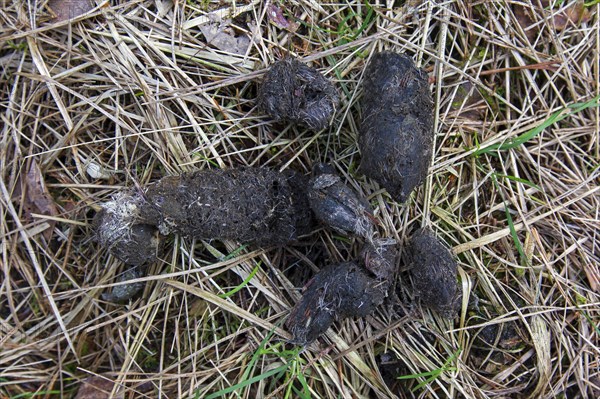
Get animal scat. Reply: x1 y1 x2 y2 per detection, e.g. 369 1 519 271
93 192 162 266
307 163 375 240
139 167 314 247
405 227 459 317
359 52 434 202
101 267 145 303
287 239 399 345
257 58 339 131
361 238 398 281
286 261 386 345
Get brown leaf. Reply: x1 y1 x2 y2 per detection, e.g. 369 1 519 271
514 3 538 42
26 162 58 217
18 161 59 241
75 376 123 399
199 15 251 55
514 0 592 41
552 0 592 31
48 0 94 22
267 4 298 31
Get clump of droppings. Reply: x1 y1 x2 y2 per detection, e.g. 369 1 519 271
286 261 386 345
140 167 314 247
359 52 434 202
94 192 162 266
102 268 145 303
257 58 339 131
405 228 459 317
307 163 375 240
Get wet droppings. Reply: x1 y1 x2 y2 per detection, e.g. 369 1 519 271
140 167 314 247
101 267 145 303
405 228 459 317
307 163 375 239
286 261 386 345
287 239 398 345
257 58 339 131
359 52 434 202
94 192 162 266
361 238 398 281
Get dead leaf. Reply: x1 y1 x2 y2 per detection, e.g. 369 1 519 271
75 376 123 399
26 162 59 218
200 14 251 55
552 0 592 31
514 3 538 42
514 0 592 42
267 4 298 31
48 0 95 22
14 161 59 241
450 82 487 120
155 0 173 19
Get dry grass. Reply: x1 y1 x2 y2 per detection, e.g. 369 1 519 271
1 1 599 398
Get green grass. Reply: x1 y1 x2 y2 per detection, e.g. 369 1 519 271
218 262 261 299
201 325 310 399
9 391 64 399
490 173 528 271
397 350 461 392
473 95 600 156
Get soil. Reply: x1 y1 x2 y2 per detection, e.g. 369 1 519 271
359 52 434 202
405 228 459 317
286 261 386 345
139 167 314 247
377 352 412 396
94 193 162 266
307 163 375 239
257 58 339 131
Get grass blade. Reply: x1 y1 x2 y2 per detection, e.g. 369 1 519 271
203 363 289 399
218 262 261 298
474 95 600 155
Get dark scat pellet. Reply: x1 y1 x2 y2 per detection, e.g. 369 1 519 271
307 163 375 240
477 322 522 349
406 228 459 317
101 267 145 303
360 238 398 281
359 52 434 202
286 261 386 345
257 58 339 131
140 167 314 247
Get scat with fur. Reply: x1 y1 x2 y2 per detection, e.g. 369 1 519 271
359 52 434 202
94 192 162 266
286 261 386 345
287 239 398 345
307 163 375 240
257 58 339 131
140 167 314 247
406 228 459 317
